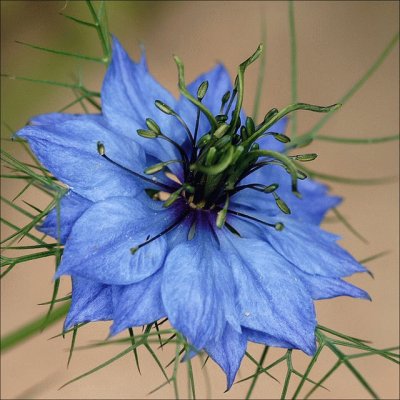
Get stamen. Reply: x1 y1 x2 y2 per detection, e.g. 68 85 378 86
250 149 300 196
229 183 279 195
272 192 291 214
137 126 190 177
226 209 284 231
130 211 190 254
191 81 209 162
219 91 231 114
290 153 318 162
144 160 182 175
155 100 195 147
96 142 175 191
224 87 237 117
216 195 230 228
258 131 291 143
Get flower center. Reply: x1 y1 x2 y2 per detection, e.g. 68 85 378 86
97 46 340 241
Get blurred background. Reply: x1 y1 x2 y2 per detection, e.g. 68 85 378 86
1 1 399 399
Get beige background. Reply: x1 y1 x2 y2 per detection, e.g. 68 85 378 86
1 1 399 399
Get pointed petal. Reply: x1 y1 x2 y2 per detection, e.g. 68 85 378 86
294 269 371 300
30 112 102 126
37 191 92 243
56 196 184 285
243 327 294 349
102 37 184 175
162 213 239 350
110 269 165 335
17 119 147 202
205 324 247 390
65 277 113 330
221 234 317 355
266 217 367 277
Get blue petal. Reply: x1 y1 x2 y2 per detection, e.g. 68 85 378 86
205 324 247 390
30 112 102 126
110 269 166 335
294 269 371 300
56 196 184 285
237 164 340 225
102 37 185 178
220 234 317 355
161 212 240 350
37 191 92 244
64 277 113 330
266 217 367 277
17 119 147 202
243 327 295 349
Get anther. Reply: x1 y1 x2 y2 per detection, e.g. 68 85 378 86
144 160 182 175
216 195 230 229
145 118 161 134
96 142 175 191
291 153 318 162
273 192 291 214
197 81 209 100
155 99 195 146
245 117 255 136
137 129 159 139
219 90 231 114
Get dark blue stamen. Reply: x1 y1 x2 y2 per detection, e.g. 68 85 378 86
98 144 175 191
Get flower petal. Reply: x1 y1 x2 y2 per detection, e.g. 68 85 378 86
237 163 340 225
64 277 113 330
162 212 239 350
266 217 367 277
30 112 102 126
17 119 147 202
110 269 166 335
205 324 247 390
102 37 184 174
243 327 295 349
38 190 92 244
221 234 317 355
56 196 184 285
294 269 371 300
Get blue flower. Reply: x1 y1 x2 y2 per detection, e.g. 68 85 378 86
17 37 370 389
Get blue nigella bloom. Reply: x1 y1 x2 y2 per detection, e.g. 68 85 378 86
17 37 370 389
